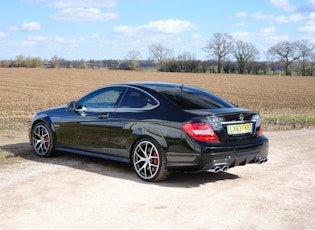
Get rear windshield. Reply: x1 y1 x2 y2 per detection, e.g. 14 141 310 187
160 86 235 110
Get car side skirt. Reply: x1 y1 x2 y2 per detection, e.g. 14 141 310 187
56 147 130 163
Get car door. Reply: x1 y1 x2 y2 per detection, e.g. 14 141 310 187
109 87 160 155
57 86 126 155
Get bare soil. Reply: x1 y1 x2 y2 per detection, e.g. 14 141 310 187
0 129 315 229
1 68 315 129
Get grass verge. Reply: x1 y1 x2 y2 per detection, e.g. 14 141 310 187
262 115 315 131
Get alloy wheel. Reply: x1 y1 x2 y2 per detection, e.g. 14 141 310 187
133 140 161 181
32 123 52 156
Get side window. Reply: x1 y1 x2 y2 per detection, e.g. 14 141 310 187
119 89 157 109
79 87 125 109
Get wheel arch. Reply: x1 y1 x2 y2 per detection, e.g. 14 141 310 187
31 115 57 144
127 128 168 159
129 135 170 182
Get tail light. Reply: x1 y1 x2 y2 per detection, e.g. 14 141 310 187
252 114 263 137
182 123 219 142
258 120 263 137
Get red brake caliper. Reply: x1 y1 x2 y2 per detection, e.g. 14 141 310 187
45 135 49 148
153 151 158 166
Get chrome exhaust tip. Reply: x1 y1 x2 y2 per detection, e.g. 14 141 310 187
257 157 268 164
209 164 229 173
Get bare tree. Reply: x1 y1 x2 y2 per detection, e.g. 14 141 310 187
51 55 63 68
296 39 315 76
267 41 301 75
233 41 259 74
203 33 234 73
148 43 173 71
15 54 25 67
309 53 315 76
177 52 196 72
177 52 195 61
124 50 142 70
125 50 142 70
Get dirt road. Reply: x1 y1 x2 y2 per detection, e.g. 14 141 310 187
0 129 314 230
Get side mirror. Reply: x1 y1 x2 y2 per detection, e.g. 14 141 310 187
67 101 76 111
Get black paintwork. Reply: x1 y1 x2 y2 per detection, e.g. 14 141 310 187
30 82 268 172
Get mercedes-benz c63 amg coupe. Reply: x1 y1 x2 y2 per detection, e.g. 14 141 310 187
30 82 268 182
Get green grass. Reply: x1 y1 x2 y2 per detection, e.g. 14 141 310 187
262 115 315 129
0 126 9 131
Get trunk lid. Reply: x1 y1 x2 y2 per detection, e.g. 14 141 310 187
185 108 262 142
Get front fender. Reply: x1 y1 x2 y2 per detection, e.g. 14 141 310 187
29 114 57 144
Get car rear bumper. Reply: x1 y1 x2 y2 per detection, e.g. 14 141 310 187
166 136 269 172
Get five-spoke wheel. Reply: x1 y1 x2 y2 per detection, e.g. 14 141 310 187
31 122 55 157
132 138 169 182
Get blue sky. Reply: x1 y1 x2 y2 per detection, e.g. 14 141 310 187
1 0 315 61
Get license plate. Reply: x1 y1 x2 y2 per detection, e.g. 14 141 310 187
227 123 252 135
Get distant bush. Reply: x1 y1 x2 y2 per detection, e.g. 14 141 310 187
4 55 43 68
0 60 10 67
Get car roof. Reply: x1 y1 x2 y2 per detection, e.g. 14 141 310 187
115 81 192 92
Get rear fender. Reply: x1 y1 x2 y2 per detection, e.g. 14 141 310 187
131 125 167 148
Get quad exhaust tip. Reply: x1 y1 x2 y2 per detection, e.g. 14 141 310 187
257 157 268 164
209 157 267 173
209 164 228 173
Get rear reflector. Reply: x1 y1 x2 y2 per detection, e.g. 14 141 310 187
182 123 219 142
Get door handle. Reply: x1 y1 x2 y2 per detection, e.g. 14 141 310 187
98 113 109 119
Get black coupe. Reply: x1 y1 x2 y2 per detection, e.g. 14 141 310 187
30 82 268 182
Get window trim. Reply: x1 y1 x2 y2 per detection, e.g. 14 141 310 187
116 86 160 111
75 86 126 110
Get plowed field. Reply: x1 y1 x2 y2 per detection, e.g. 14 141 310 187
1 68 314 128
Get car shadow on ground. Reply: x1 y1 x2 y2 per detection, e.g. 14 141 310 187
0 142 240 188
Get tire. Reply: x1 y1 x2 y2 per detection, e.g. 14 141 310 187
31 122 55 157
131 138 169 182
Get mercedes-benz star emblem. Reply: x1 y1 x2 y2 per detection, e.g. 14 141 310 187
239 113 244 121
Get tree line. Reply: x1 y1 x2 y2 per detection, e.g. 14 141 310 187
1 33 315 76
149 33 315 76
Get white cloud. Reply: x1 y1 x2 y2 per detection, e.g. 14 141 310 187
230 31 251 41
54 36 64 43
270 0 296 12
309 12 315 19
114 26 136 36
8 33 98 49
260 26 276 34
29 36 50 42
27 0 117 8
192 33 202 40
10 41 36 47
298 25 315 33
22 22 41 31
0 32 9 38
235 12 247 18
270 34 290 42
114 19 197 35
50 8 118 21
299 26 315 33
9 22 41 32
275 14 305 23
251 12 274 20
144 19 196 33
235 22 246 27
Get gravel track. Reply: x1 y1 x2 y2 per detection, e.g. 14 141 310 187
0 129 315 230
